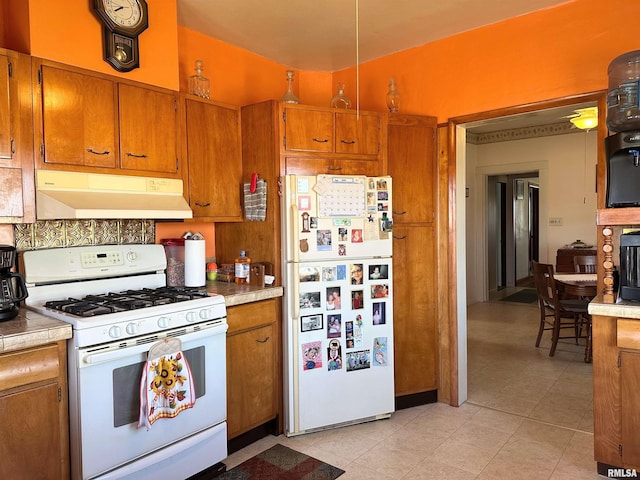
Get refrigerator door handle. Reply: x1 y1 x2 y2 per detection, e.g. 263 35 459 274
292 262 300 320
290 203 300 263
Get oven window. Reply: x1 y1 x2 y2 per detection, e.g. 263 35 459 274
112 346 206 428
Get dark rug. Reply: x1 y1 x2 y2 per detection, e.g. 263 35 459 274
218 444 345 480
500 288 538 304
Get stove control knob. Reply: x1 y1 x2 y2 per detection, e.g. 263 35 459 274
158 316 169 328
126 323 138 335
186 311 198 323
126 251 137 262
199 309 209 320
108 325 121 338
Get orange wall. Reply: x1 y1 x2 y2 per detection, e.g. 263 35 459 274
3 0 638 120
177 26 333 106
24 0 179 90
335 0 640 122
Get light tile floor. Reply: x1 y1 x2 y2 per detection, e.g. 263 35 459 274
223 288 603 479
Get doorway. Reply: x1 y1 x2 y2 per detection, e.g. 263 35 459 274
446 91 606 406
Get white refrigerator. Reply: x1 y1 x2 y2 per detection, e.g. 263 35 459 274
281 174 395 436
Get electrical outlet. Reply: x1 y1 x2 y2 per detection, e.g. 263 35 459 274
549 217 563 226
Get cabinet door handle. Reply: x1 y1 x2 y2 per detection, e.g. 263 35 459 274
392 210 407 215
340 139 356 145
393 235 407 240
327 166 342 171
312 138 329 143
126 152 148 158
195 202 211 207
256 336 270 343
87 148 110 155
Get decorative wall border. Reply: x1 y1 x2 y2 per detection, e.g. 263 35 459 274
14 219 155 251
467 122 581 145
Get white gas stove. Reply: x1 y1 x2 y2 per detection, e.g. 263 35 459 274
22 245 228 480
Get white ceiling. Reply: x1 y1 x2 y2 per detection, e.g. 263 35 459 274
176 0 570 72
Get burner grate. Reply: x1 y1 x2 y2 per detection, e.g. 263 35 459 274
44 286 210 317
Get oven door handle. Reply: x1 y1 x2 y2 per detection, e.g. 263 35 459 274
81 323 227 366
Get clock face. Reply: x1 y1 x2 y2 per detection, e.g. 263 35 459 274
102 0 143 29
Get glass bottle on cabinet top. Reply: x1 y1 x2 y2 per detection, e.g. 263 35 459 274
189 60 210 99
330 82 351 109
386 76 400 113
281 70 300 104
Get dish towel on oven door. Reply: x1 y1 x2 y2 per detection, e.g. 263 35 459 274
138 338 196 430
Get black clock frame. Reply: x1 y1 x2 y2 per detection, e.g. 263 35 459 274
92 0 149 72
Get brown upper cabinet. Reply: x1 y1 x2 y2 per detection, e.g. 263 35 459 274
0 49 35 223
282 105 381 157
182 95 243 221
32 59 181 178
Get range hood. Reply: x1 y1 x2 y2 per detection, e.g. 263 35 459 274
36 170 193 220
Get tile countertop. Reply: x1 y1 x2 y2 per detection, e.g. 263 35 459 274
0 308 72 353
205 281 283 307
589 295 640 319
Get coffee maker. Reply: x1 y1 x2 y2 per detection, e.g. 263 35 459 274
0 245 28 321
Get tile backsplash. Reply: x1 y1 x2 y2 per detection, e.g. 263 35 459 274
14 219 155 251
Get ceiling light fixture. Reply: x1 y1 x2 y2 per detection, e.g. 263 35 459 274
569 107 598 130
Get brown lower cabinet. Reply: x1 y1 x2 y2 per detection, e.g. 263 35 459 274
0 341 69 480
593 314 640 474
226 299 280 440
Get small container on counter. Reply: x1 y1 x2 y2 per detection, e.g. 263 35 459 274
161 238 185 286
234 251 251 284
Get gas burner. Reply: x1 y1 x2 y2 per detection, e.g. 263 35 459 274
44 286 211 317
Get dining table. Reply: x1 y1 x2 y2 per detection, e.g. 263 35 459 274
554 273 598 363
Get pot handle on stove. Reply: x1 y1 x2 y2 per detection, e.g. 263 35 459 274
11 272 28 302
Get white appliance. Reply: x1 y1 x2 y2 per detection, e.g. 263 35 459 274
281 174 395 436
23 245 227 480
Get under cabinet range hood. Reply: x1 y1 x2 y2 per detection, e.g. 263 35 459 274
35 170 193 220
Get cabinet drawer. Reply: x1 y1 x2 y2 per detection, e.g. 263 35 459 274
285 157 381 176
227 299 277 334
617 318 640 350
0 344 60 391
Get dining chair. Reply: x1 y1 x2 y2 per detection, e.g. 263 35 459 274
532 261 591 357
573 255 598 273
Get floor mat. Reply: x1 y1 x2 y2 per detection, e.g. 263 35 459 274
218 444 345 480
500 288 539 304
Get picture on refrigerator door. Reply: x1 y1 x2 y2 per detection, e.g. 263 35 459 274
350 264 364 284
346 316 363 347
371 284 389 299
336 265 347 281
326 287 341 310
372 303 386 325
346 350 371 372
351 229 363 243
300 266 320 282
317 230 332 250
338 244 347 256
300 291 321 309
373 337 388 366
327 314 342 338
338 228 348 241
369 264 388 280
322 266 336 282
301 314 323 333
351 290 364 309
327 339 342 371
302 341 322 370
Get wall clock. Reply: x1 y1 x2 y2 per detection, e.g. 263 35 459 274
92 0 149 72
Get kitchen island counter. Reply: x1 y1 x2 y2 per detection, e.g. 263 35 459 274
588 295 640 319
0 308 72 353
205 281 283 307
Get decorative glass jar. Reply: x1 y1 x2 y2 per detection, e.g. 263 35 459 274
281 70 300 104
188 60 210 99
386 76 400 113
330 82 351 109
